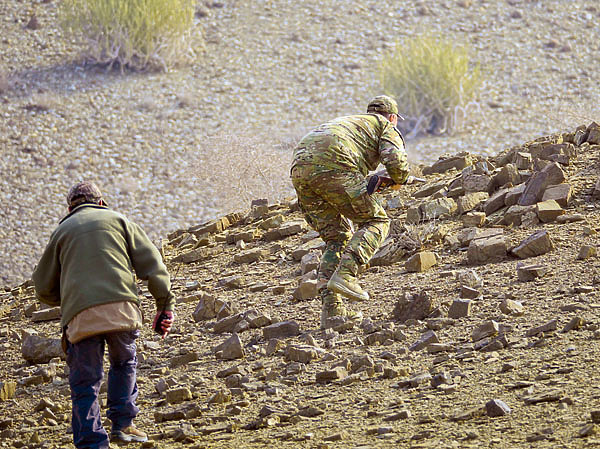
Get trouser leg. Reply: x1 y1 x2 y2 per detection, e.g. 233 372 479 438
105 330 140 431
67 335 109 449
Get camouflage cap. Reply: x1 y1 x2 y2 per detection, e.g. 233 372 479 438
67 181 103 207
367 95 403 119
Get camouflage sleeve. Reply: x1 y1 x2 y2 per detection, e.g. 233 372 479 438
379 124 409 184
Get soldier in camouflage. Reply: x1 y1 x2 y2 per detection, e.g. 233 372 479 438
291 95 410 328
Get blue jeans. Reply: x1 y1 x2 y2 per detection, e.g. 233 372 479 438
66 330 140 449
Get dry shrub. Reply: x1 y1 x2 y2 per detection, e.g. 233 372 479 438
59 0 197 71
379 34 482 138
188 133 298 214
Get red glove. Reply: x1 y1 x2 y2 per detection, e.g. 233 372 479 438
152 310 174 339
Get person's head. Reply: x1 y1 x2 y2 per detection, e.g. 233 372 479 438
367 95 403 126
66 181 105 211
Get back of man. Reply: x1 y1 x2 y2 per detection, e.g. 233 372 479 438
33 181 174 449
290 95 409 329
292 113 402 176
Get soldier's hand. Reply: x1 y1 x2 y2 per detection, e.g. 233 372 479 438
153 310 175 339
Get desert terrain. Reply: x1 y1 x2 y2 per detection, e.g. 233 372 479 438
1 0 600 448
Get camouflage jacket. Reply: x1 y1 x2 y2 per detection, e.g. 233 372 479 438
292 113 409 184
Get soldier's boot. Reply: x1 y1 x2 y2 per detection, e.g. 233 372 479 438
327 254 369 302
320 292 362 330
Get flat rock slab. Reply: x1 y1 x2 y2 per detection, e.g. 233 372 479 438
512 230 553 259
518 162 566 206
467 234 507 265
517 263 549 281
263 320 300 339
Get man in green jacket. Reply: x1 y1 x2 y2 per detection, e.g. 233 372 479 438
291 95 410 328
33 181 175 449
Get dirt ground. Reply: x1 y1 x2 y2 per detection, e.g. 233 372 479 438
1 1 600 448
2 123 600 448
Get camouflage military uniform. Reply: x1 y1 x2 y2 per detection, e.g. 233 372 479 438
291 107 409 324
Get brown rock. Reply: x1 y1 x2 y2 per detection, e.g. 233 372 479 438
586 122 600 144
513 152 532 170
172 247 215 263
457 192 489 215
421 198 457 220
316 366 347 382
494 163 521 187
562 316 584 333
233 248 269 264
166 387 192 404
413 182 447 198
535 199 563 223
192 294 225 321
518 162 566 206
292 279 318 300
31 307 61 322
409 330 439 351
448 299 472 318
392 291 436 322
511 230 553 259
503 204 535 226
577 245 597 260
472 320 499 341
517 263 548 281
21 335 64 364
483 189 508 215
541 184 571 207
405 251 437 272
214 333 245 360
423 153 472 174
462 212 486 227
526 319 557 337
500 299 524 315
463 174 494 193
467 234 507 265
504 184 527 207
285 345 320 363
263 320 301 339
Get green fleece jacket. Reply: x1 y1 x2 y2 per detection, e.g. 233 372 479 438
33 203 175 328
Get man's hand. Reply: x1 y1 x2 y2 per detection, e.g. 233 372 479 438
153 310 175 339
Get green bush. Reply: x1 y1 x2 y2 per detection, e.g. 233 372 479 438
59 0 197 71
379 35 482 137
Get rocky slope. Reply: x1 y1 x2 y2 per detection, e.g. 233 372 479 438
2 123 600 448
1 0 599 285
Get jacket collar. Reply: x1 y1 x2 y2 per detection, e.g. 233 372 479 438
59 203 108 224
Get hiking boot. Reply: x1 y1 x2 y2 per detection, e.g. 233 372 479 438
320 302 363 329
110 425 148 443
327 270 369 302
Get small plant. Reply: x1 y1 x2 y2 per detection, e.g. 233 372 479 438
187 132 298 214
379 34 482 137
59 0 197 71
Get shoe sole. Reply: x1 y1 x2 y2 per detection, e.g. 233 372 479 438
111 433 148 443
327 277 369 302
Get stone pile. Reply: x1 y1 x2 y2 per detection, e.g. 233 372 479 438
2 123 600 448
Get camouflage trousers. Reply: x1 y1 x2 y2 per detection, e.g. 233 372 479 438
290 164 390 306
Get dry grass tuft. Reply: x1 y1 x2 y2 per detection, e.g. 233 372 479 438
187 132 299 214
59 0 198 71
379 34 482 138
